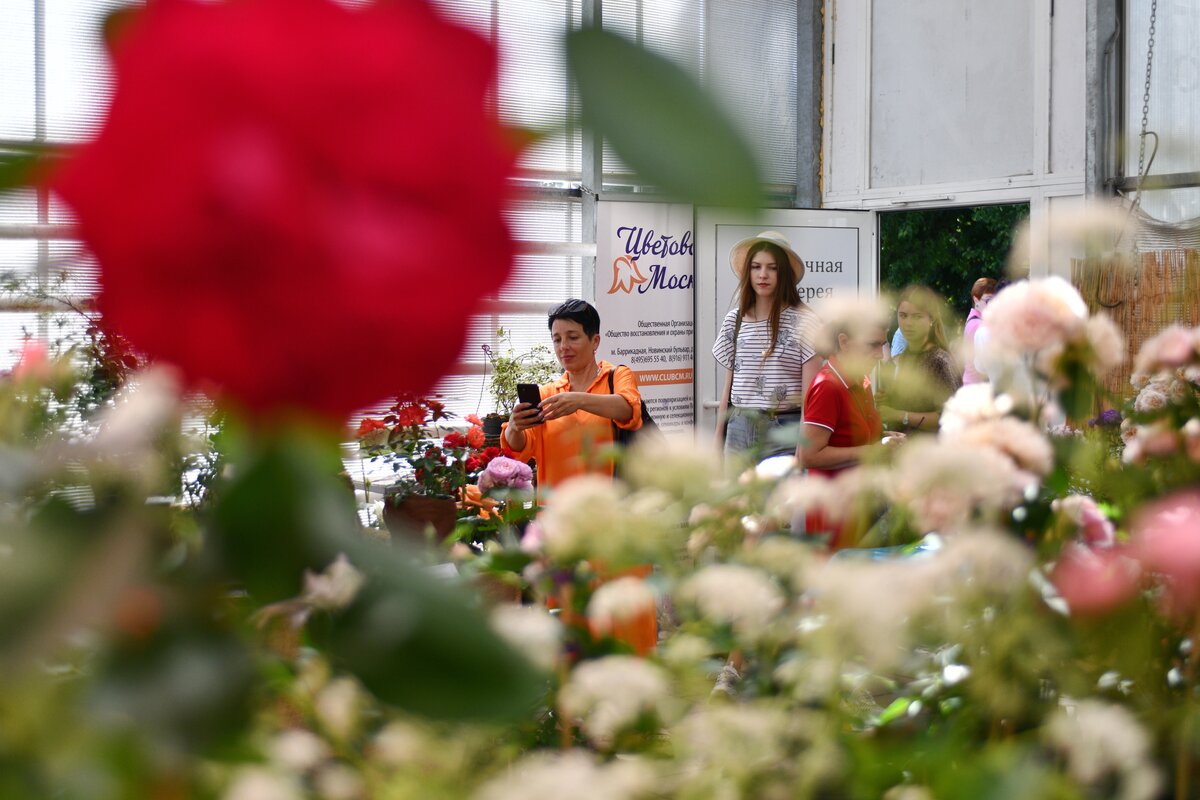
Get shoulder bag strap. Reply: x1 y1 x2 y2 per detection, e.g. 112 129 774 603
726 313 743 405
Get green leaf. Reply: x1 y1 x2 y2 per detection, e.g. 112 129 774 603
212 432 545 722
566 27 763 207
877 696 912 726
0 148 50 193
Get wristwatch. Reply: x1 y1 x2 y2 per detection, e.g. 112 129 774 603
902 411 910 429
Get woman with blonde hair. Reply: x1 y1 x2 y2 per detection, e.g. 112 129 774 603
876 285 960 433
712 231 820 457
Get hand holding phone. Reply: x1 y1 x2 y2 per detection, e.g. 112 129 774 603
515 383 543 426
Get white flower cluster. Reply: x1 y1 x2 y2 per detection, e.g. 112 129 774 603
558 656 670 748
938 383 1015 435
805 529 1032 671
892 438 1029 532
489 603 562 672
677 564 786 638
1043 700 1162 800
474 750 655 800
620 433 725 505
587 577 657 637
769 467 890 533
942 416 1055 477
538 476 684 567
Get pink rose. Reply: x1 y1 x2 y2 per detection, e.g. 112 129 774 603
1131 490 1200 617
478 456 533 492
1132 325 1200 377
1051 543 1141 616
1053 495 1115 549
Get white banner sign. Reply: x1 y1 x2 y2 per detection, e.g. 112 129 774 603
595 201 695 431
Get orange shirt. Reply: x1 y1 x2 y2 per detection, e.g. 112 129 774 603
502 361 643 492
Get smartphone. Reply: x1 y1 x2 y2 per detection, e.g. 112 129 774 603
516 383 544 425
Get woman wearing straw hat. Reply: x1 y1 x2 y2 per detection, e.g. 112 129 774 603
712 231 821 457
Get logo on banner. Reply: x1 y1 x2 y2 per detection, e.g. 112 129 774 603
607 255 648 294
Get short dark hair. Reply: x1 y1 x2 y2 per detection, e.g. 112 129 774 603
548 298 600 338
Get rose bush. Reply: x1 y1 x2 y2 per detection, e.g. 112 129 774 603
53 0 519 422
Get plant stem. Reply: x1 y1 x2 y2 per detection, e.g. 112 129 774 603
1177 629 1197 800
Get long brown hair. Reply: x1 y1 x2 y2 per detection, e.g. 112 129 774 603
897 285 950 352
737 241 802 357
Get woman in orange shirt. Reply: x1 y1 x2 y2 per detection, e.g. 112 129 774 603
502 299 654 654
503 299 643 487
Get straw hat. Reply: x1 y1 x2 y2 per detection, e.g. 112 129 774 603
728 230 805 283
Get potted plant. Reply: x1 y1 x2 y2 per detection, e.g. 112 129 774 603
357 395 487 541
480 327 559 438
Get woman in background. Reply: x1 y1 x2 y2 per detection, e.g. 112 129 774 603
962 277 998 385
876 285 960 433
712 231 820 458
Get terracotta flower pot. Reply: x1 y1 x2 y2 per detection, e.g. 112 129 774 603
384 493 458 542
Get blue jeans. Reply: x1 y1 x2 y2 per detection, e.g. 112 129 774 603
724 408 802 459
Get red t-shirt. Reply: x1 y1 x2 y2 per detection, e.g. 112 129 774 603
802 358 883 479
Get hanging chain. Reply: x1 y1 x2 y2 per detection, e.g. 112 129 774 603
1137 0 1158 179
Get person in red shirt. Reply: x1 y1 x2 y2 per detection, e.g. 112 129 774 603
799 310 903 545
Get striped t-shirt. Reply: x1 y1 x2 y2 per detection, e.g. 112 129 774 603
712 305 820 410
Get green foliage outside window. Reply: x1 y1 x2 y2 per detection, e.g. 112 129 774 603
880 203 1029 319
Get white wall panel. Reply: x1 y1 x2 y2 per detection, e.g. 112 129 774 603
824 0 1084 211
1049 0 1085 176
868 0 1034 189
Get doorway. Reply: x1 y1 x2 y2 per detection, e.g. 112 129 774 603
879 203 1029 322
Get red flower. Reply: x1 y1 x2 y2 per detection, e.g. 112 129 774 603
443 431 468 449
394 404 428 429
355 417 388 437
465 414 483 426
467 425 486 449
52 0 518 423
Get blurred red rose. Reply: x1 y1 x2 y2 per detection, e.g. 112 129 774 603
443 431 468 450
53 0 518 422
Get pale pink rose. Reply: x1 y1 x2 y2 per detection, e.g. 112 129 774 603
1138 423 1180 458
478 455 533 492
1131 490 1200 617
1133 386 1169 413
1132 325 1200 377
1119 418 1138 444
947 417 1054 476
1052 495 1115 549
982 277 1088 355
1051 543 1141 616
